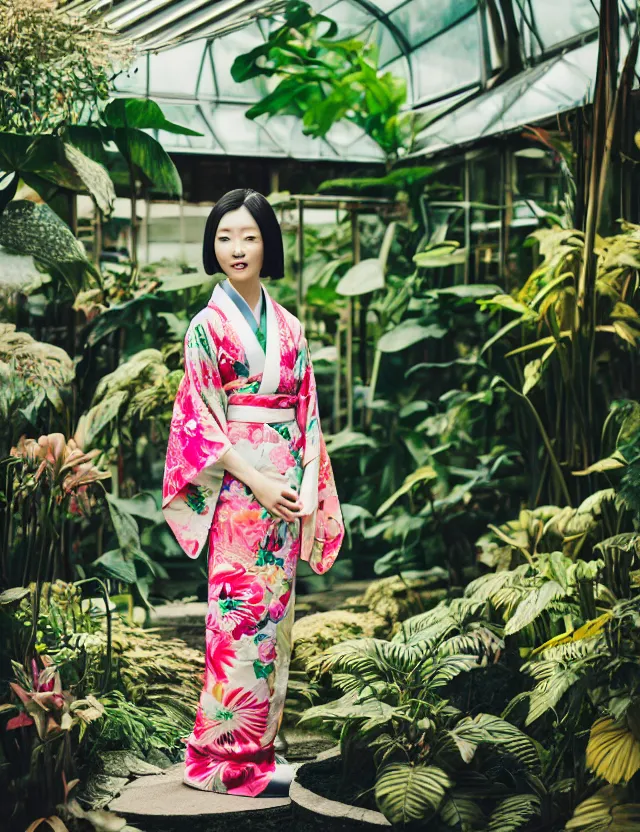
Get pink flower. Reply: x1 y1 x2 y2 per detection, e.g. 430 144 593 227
195 687 269 747
267 588 291 623
257 636 277 664
207 564 266 638
214 507 266 561
269 444 293 474
184 741 274 796
205 629 235 683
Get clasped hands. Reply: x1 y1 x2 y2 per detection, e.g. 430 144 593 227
251 469 305 522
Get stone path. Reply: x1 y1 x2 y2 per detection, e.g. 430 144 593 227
108 761 292 830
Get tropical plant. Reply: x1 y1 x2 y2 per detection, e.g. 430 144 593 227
1 433 111 589
232 0 413 163
0 579 202 829
0 323 75 454
299 601 549 829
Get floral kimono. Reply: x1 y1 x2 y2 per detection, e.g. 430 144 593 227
162 276 344 796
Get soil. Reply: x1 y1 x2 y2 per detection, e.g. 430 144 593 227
295 754 379 813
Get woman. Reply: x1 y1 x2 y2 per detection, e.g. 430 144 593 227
162 188 344 798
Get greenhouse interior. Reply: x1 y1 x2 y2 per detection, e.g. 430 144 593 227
2 0 640 829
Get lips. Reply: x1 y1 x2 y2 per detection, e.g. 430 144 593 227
231 263 247 270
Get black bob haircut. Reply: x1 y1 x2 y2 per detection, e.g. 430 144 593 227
202 188 285 279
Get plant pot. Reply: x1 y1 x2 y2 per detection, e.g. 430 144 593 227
290 747 391 831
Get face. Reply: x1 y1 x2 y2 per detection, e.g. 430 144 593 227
213 204 264 284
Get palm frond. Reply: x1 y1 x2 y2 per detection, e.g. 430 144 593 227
565 785 640 831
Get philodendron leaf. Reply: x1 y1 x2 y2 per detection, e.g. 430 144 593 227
336 258 384 296
378 322 446 352
113 128 182 197
64 143 115 214
103 98 203 135
0 200 99 295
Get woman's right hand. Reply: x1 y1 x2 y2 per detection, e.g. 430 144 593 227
251 470 302 522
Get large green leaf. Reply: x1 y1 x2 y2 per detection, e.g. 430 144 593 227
487 794 541 831
106 492 142 556
426 283 502 299
66 126 110 165
375 763 452 824
318 166 434 193
378 322 446 353
157 272 216 292
439 792 485 828
336 258 384 296
566 785 640 831
325 429 377 454
78 390 128 446
113 128 182 197
503 580 566 635
376 465 436 516
63 143 115 214
93 549 137 584
0 200 99 294
103 99 203 135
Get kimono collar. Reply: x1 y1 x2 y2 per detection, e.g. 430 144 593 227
210 278 281 394
220 277 264 327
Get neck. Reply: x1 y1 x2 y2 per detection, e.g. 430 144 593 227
227 276 262 308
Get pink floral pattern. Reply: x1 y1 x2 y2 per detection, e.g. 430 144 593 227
163 283 344 796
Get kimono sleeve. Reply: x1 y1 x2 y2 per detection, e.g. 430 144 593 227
162 314 232 559
296 335 345 575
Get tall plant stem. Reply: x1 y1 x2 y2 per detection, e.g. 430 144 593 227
500 378 573 506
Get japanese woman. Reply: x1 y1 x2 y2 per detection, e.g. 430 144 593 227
162 188 344 797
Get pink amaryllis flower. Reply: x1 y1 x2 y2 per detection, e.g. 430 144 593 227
195 686 269 748
205 629 236 683
207 564 266 638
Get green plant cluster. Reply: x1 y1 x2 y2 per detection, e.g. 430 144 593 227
301 469 640 829
0 579 202 828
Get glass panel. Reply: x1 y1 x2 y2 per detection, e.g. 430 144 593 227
389 0 476 49
213 25 270 100
114 53 147 95
523 0 598 54
155 105 219 153
197 47 215 99
147 42 203 97
205 104 282 156
413 13 480 105
258 114 333 158
319 0 375 37
324 119 386 161
375 21 403 65
414 39 600 155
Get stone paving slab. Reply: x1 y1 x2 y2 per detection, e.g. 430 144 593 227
108 762 292 821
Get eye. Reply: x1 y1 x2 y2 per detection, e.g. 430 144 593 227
217 235 230 241
246 235 256 241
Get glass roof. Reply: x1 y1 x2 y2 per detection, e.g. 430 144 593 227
76 0 636 160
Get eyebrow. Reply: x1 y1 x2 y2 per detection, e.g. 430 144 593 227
217 227 259 232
